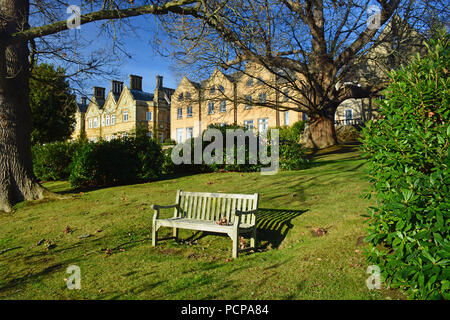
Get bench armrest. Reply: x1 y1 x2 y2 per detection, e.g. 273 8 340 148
151 204 179 220
234 209 258 227
235 209 258 217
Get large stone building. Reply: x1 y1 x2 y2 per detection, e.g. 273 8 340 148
171 63 308 143
72 75 174 142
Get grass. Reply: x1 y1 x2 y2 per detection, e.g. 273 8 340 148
0 145 404 300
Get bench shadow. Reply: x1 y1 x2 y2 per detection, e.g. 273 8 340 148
256 208 308 250
166 208 307 254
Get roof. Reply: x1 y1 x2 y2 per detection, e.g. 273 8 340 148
129 89 154 102
77 103 88 113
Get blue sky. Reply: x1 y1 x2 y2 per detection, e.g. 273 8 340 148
62 14 183 98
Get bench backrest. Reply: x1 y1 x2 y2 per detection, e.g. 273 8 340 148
174 190 259 225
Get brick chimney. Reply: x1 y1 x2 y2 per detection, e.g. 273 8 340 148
111 80 124 96
93 86 105 100
156 75 163 89
129 74 142 91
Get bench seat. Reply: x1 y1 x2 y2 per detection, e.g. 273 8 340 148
151 190 259 258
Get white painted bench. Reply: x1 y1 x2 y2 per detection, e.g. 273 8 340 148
151 190 259 258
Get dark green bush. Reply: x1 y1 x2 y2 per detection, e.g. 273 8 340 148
32 141 81 181
362 32 449 300
165 123 309 174
69 136 163 188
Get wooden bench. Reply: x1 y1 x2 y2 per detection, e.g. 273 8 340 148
151 190 259 258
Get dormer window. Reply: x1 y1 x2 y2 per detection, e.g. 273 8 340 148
178 93 184 101
186 92 191 100
246 78 254 87
106 115 110 126
210 86 216 94
123 110 129 122
245 95 252 109
258 93 266 104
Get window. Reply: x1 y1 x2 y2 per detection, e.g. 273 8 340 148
208 102 215 114
146 111 152 121
176 128 184 143
258 93 266 104
88 118 93 129
123 110 128 122
246 78 254 87
177 108 183 119
178 93 184 100
345 109 353 125
283 89 289 102
106 115 110 126
218 85 224 93
93 117 99 128
302 112 308 121
220 100 226 112
186 92 191 100
187 106 193 118
111 114 116 125
210 86 216 94
147 131 152 138
106 136 110 142
258 118 268 133
244 120 254 130
284 111 289 126
186 127 193 140
257 77 263 84
245 95 252 109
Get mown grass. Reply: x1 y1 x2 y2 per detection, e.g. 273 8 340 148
0 145 404 299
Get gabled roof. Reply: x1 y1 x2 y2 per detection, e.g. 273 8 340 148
129 89 154 102
76 103 88 113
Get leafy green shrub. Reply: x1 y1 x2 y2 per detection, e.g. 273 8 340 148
32 141 81 181
279 141 310 170
165 123 309 174
279 121 305 142
362 32 449 300
69 136 163 188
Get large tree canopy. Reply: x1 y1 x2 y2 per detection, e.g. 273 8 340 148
30 63 76 145
0 0 202 212
161 0 447 148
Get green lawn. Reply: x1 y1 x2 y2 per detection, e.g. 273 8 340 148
0 145 404 299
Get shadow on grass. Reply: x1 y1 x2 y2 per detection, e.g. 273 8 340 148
174 208 307 252
256 208 308 250
51 171 205 195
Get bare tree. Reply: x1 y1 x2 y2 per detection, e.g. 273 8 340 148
161 0 446 148
0 0 202 212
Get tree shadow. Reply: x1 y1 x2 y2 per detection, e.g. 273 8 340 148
255 208 308 250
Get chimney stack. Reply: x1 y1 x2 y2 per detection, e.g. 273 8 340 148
156 75 163 89
93 86 105 100
111 80 124 96
129 74 142 91
81 96 87 106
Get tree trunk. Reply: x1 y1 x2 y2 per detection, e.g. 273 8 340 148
0 0 46 212
301 113 338 150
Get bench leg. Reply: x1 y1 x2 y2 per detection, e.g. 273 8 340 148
232 233 239 259
250 229 257 249
173 227 178 240
152 223 158 246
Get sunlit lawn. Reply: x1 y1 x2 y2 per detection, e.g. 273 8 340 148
0 145 404 299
